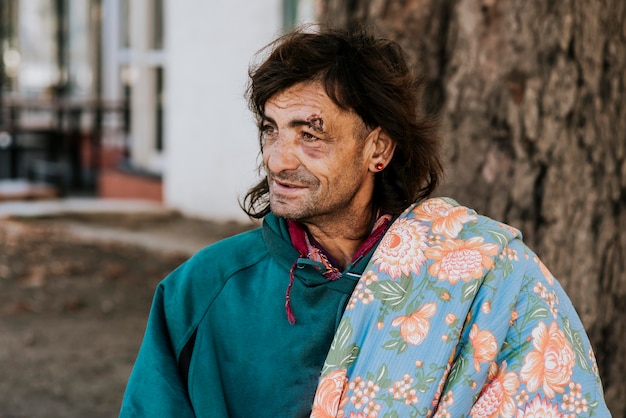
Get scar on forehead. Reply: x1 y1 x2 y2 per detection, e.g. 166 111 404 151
306 114 325 133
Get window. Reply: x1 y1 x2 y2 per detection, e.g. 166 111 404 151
116 0 166 174
1 0 21 94
283 0 319 29
14 0 59 96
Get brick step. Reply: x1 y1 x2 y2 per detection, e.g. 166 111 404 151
0 179 58 202
98 169 162 203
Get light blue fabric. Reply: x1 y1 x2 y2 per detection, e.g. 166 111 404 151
313 198 610 417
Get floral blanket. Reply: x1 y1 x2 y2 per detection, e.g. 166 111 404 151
311 198 609 417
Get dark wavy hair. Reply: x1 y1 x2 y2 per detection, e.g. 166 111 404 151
241 25 443 219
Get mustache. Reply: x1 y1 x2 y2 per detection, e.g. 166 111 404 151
267 169 319 187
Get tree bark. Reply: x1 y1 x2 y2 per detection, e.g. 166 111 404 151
322 0 626 415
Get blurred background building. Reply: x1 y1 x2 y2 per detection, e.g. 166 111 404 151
0 0 318 220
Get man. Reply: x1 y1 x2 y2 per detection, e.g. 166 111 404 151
120 27 609 417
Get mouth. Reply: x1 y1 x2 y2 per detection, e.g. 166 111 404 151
275 178 304 187
267 170 318 198
271 179 307 194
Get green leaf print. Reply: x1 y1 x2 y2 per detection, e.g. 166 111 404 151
372 279 410 311
486 228 512 248
322 343 360 375
376 363 388 383
528 306 549 320
333 318 353 351
562 317 591 373
483 269 497 284
383 338 409 354
415 381 430 394
461 280 481 302
373 363 392 388
446 353 469 388
500 338 530 369
321 318 360 375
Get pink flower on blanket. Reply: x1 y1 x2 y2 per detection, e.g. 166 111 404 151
469 324 498 372
534 255 555 286
412 198 477 238
516 394 563 417
520 322 575 399
373 218 429 279
311 369 348 418
426 237 499 284
470 361 520 417
391 302 437 345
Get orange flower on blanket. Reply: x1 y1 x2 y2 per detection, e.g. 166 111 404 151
469 324 498 372
391 302 437 345
311 369 348 418
470 361 520 418
516 394 563 417
373 218 429 279
426 237 499 284
412 198 477 237
520 322 575 399
534 255 555 285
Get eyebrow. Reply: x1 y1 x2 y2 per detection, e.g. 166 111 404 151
261 115 326 134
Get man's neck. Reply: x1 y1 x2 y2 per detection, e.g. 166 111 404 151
301 210 376 270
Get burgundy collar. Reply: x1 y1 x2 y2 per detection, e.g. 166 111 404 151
287 215 392 275
284 213 393 324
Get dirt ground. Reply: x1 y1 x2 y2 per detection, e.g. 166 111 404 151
0 214 253 418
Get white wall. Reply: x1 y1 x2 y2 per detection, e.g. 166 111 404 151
165 1 283 221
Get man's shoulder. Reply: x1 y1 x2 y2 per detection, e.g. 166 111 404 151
199 226 265 255
161 214 288 294
174 226 268 284
157 226 271 345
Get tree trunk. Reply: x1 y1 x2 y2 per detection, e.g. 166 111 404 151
322 0 626 415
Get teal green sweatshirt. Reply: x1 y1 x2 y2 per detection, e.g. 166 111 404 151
119 213 378 417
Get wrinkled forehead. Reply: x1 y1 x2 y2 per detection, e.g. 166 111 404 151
262 81 355 125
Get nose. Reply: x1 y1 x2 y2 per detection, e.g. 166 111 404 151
264 135 300 173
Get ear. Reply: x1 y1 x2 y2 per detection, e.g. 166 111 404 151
366 127 396 172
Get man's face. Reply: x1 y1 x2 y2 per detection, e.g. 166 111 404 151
261 81 376 225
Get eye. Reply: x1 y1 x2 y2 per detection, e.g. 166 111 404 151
301 131 320 142
260 124 277 141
